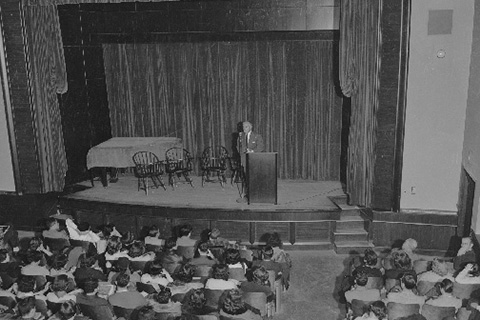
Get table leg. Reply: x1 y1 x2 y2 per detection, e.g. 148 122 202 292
100 168 108 187
109 168 118 183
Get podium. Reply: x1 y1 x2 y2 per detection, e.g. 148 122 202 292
246 152 277 205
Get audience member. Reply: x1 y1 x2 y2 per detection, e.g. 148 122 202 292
73 255 107 283
48 300 89 320
140 259 174 291
386 273 425 306
219 288 262 320
42 218 69 240
454 236 477 272
145 285 181 317
190 242 217 266
161 237 185 274
144 225 164 247
240 266 273 300
46 275 77 304
344 270 380 304
455 262 480 284
181 288 218 318
108 272 147 310
176 225 197 247
126 241 154 262
354 300 387 320
76 278 115 320
65 219 100 249
424 278 462 311
205 264 238 290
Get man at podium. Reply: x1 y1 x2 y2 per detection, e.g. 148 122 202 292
237 121 264 203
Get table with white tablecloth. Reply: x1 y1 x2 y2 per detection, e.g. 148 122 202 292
87 137 182 186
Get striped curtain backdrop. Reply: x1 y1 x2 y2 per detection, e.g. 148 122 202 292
339 0 382 206
103 41 342 181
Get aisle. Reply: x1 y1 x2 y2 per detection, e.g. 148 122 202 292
273 250 350 320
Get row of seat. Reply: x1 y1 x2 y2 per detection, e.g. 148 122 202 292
133 146 242 194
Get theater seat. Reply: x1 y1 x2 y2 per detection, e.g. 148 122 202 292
387 302 420 320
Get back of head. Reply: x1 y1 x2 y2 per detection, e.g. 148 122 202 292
45 217 57 229
369 301 387 319
154 285 172 304
52 274 69 292
128 241 146 258
178 224 193 237
363 248 378 267
431 258 448 277
136 305 156 320
197 241 209 254
439 278 454 293
187 288 206 309
251 266 269 286
392 250 412 270
58 300 77 320
225 248 240 265
222 289 247 315
77 221 90 232
402 238 418 252
212 264 229 280
469 263 480 277
115 272 130 288
165 237 177 251
79 277 99 294
266 233 282 248
28 237 42 251
79 254 97 268
174 263 194 283
401 273 417 290
147 259 164 276
106 236 122 255
17 296 36 316
26 250 44 264
18 276 36 293
49 252 69 270
354 270 369 287
209 228 221 239
148 225 160 238
262 246 274 259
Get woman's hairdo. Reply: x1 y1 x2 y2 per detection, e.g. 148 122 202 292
212 264 230 280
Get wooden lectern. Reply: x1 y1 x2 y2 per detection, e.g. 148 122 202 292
246 152 277 205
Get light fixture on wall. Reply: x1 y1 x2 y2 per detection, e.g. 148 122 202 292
436 49 446 58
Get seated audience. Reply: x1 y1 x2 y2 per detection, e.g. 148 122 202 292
126 241 154 262
104 236 128 262
140 259 174 291
181 288 218 318
16 296 44 320
145 285 181 317
354 300 387 320
425 278 462 311
384 250 414 281
205 264 238 290
65 219 100 249
175 224 197 248
190 241 217 266
454 236 477 272
48 300 89 320
219 288 262 320
76 277 114 320
252 246 283 278
21 251 49 278
108 272 147 310
455 262 480 284
46 275 77 304
418 258 453 283
265 232 291 289
160 237 185 275
386 273 425 306
240 266 273 300
352 249 383 277
169 263 203 297
73 255 107 283
225 248 247 281
42 218 69 240
144 225 164 247
344 270 380 304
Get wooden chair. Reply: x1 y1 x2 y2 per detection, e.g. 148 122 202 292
228 268 247 282
266 270 283 314
387 302 420 320
177 245 195 260
420 304 456 320
200 146 229 188
242 291 269 317
350 299 372 319
452 282 480 300
194 264 213 280
365 276 384 290
417 280 436 296
165 147 195 189
132 151 167 195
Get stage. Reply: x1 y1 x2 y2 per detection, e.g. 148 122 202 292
59 174 349 249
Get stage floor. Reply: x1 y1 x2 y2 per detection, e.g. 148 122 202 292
66 174 345 212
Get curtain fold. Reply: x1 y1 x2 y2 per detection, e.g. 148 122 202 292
339 0 382 206
23 4 68 192
103 41 342 180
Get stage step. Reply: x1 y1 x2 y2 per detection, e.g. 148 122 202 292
334 240 374 254
333 229 369 242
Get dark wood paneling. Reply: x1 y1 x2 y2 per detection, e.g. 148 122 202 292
214 221 251 244
296 221 331 242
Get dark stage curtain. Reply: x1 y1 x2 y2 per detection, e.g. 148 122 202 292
103 41 342 180
22 3 68 192
339 0 382 206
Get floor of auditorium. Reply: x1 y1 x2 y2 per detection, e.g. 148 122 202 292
68 174 345 211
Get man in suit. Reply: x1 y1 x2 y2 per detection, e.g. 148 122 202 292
237 121 264 203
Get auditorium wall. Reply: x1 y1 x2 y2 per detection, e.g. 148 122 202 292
401 0 474 211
